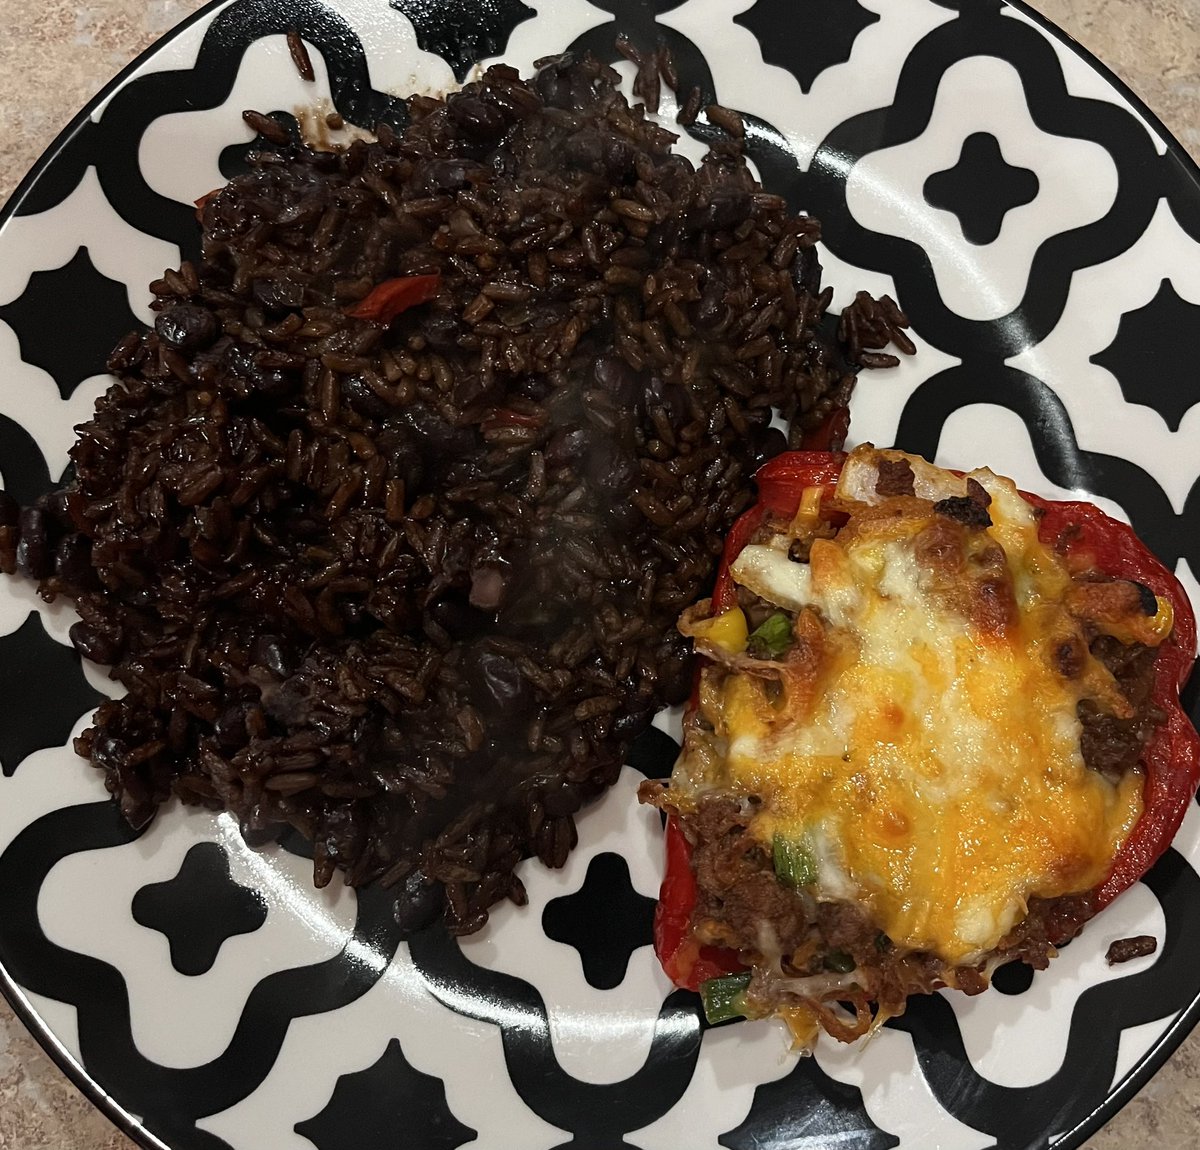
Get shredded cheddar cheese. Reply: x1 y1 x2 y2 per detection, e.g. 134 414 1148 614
689 446 1152 966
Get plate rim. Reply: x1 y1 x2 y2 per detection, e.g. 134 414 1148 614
1 2 1198 1148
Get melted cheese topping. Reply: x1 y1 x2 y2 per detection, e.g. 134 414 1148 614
703 447 1145 965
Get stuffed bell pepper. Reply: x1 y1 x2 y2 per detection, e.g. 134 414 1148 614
640 444 1200 1046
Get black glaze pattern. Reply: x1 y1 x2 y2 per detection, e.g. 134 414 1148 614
542 852 656 990
924 131 1040 244
408 924 708 1150
131 843 269 977
802 8 1166 362
0 796 404 1150
721 1057 901 1150
10 0 411 260
0 414 55 501
294 1038 476 1150
735 0 880 94
991 960 1037 996
0 612 104 777
389 0 535 81
1 1 1200 1148
889 851 1200 1146
0 247 141 402
1090 278 1200 432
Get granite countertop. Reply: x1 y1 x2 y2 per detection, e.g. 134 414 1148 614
1 1 1198 1148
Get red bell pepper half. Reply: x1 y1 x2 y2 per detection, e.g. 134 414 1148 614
345 274 442 323
653 452 1200 992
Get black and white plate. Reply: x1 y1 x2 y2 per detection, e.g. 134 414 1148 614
3 1 1200 1148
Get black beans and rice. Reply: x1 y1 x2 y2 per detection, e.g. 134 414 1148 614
0 55 910 935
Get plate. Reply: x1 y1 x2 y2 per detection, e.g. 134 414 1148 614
2 1 1200 1148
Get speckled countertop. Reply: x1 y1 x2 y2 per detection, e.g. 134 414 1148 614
1 1 1199 1148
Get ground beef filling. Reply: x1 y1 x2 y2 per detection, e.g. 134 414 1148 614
681 630 1160 1007
1080 634 1163 781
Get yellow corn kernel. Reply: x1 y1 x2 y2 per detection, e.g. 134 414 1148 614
1100 594 1174 648
1144 595 1175 643
692 606 749 654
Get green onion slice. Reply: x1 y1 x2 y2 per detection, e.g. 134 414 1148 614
773 832 818 889
699 971 753 1025
747 611 793 659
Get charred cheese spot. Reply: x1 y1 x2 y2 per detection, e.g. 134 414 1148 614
693 446 1150 967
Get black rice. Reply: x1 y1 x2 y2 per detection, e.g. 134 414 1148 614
10 55 909 935
287 27 315 83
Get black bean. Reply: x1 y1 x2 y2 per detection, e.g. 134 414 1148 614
421 158 488 194
239 820 288 847
448 95 508 141
155 304 219 351
341 375 392 420
394 872 446 938
750 425 788 467
55 533 95 586
535 60 574 109
15 507 52 579
376 425 427 492
689 188 752 231
33 488 72 522
602 134 637 179
694 280 729 327
545 426 592 467
225 343 290 397
213 704 251 752
592 355 640 406
657 632 693 706
252 277 306 314
397 402 476 466
586 438 638 495
69 621 120 665
793 244 823 297
429 595 491 641
251 635 293 679
465 647 531 718
644 376 688 424
543 781 582 817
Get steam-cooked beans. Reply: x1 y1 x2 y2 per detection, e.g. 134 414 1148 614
8 54 908 935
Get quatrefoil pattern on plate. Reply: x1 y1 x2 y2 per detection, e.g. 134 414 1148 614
2 2 1200 1149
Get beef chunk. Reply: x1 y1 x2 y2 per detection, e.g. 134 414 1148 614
874 457 915 497
686 798 811 953
1052 634 1087 679
1079 635 1160 778
1106 935 1157 965
933 495 992 529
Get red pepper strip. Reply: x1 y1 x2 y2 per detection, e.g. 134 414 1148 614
194 188 221 222
481 407 546 432
798 405 851 453
1025 494 1200 906
654 814 745 991
654 453 1200 990
345 274 442 323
